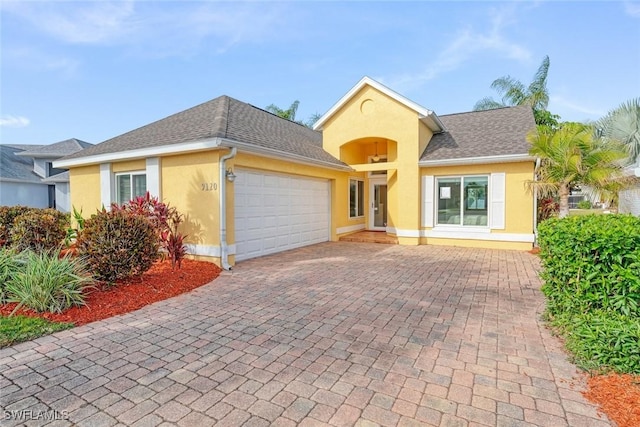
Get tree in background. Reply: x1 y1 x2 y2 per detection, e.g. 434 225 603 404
475 55 560 128
598 98 640 166
266 101 321 128
527 122 627 218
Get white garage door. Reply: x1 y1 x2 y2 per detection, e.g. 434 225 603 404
234 168 331 261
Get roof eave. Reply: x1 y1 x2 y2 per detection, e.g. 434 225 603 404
219 138 353 172
53 138 224 168
419 153 535 167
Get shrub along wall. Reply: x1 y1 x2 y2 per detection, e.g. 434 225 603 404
537 214 640 373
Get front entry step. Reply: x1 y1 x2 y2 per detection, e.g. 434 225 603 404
339 231 398 244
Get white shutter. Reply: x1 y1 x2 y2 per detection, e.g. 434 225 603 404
421 175 434 227
490 172 506 229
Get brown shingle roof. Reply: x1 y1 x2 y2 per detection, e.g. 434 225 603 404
421 105 536 161
61 96 345 166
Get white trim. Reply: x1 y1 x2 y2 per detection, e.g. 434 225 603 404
423 229 534 243
146 157 161 198
313 76 443 132
220 139 352 172
395 228 421 238
185 243 237 258
99 163 112 207
336 224 366 235
420 154 534 167
421 175 434 227
54 138 224 168
490 172 506 230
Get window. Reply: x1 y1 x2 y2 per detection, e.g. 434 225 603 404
116 172 147 205
437 176 488 226
46 162 65 177
349 179 364 218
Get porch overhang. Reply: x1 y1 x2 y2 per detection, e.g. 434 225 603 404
350 161 398 173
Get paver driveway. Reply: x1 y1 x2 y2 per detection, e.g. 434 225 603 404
1 243 611 427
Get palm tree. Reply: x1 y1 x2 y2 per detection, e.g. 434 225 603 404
527 122 628 218
266 101 322 128
266 100 300 122
475 55 559 127
598 98 640 166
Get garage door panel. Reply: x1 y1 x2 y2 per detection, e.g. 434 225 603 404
234 169 330 262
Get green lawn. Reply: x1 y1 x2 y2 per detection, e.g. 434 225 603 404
569 208 610 216
0 315 73 348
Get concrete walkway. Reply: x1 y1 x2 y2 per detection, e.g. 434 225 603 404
0 243 611 426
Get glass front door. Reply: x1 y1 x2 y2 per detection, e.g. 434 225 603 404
370 181 387 231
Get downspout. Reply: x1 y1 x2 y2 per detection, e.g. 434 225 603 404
219 147 237 270
533 157 541 246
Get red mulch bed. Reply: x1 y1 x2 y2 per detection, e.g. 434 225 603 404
584 373 640 427
0 259 221 326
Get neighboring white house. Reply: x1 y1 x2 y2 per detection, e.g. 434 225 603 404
0 138 93 212
619 164 640 216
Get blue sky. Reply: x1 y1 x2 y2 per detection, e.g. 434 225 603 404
1 1 639 145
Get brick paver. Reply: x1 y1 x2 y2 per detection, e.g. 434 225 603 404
0 243 611 426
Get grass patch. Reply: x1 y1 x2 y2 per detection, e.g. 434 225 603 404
0 315 73 348
568 208 609 216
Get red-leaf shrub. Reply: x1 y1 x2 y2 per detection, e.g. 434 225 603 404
0 206 35 247
10 209 69 252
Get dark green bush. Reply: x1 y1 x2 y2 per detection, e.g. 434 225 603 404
538 214 640 373
558 310 640 374
0 206 34 247
577 200 592 209
538 214 640 317
10 209 69 252
77 209 159 283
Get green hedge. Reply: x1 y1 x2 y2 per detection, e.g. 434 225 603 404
537 214 640 373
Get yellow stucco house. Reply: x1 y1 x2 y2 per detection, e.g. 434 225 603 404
55 77 537 269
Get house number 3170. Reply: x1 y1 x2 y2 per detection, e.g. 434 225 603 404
201 183 217 191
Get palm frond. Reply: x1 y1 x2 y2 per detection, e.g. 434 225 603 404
473 97 505 111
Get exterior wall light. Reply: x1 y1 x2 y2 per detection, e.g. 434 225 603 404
226 168 236 182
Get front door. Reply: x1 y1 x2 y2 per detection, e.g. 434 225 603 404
369 179 387 231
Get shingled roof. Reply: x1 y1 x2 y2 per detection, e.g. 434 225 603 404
16 138 92 158
0 145 43 183
61 96 345 167
421 105 536 161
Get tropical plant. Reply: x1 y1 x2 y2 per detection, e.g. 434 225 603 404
474 55 560 127
577 200 592 209
65 206 85 246
0 206 34 247
598 97 640 165
76 209 159 283
161 210 187 271
4 250 96 314
266 101 321 128
527 122 628 218
0 248 22 303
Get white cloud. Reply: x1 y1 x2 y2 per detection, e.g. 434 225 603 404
0 115 30 128
383 4 532 91
2 1 137 45
625 1 640 17
2 1 286 55
3 46 80 77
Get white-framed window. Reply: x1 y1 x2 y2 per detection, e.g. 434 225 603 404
349 178 365 218
436 175 488 226
116 171 147 205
